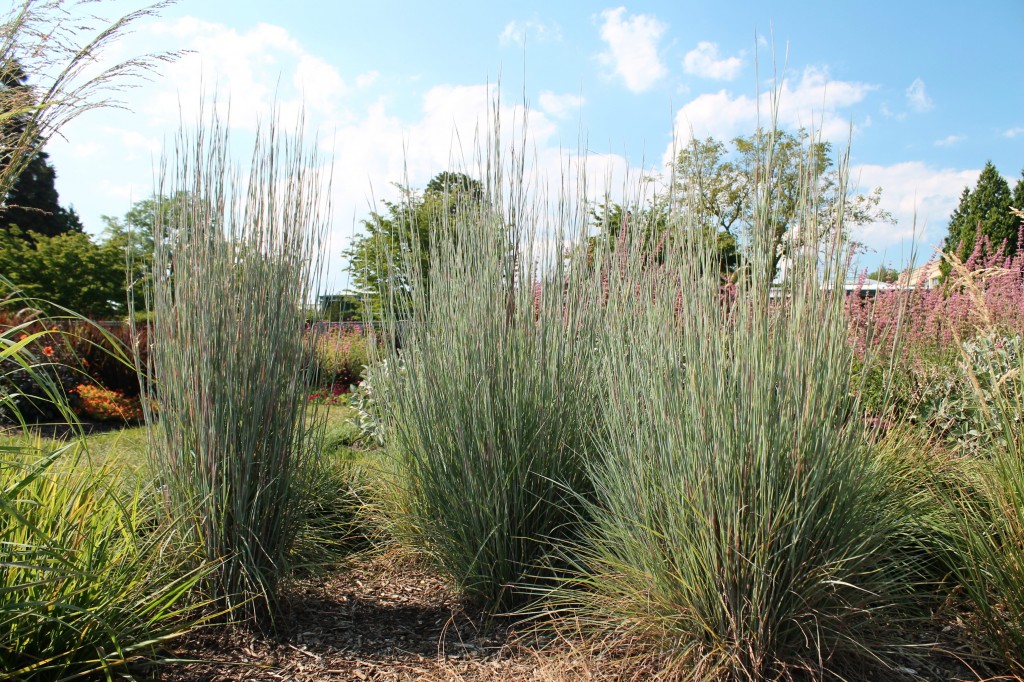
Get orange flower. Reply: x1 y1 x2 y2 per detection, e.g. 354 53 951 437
42 346 54 357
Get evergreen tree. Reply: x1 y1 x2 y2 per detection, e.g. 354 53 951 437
943 161 1017 267
1012 169 1024 237
0 148 83 237
944 187 972 260
0 60 82 239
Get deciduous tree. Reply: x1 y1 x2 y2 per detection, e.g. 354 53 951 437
586 130 893 282
343 172 485 317
0 227 124 317
672 129 892 282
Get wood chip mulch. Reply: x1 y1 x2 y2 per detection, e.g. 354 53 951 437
156 553 593 682
153 552 1011 682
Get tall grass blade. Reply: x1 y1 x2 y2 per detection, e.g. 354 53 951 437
143 104 329 623
373 109 601 611
548 118 929 679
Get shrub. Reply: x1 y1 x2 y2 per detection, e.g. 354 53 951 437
311 324 370 390
848 232 1024 376
940 244 1024 672
307 384 351 406
74 382 145 423
0 314 79 425
347 354 405 447
0 307 147 426
63 320 147 397
143 113 329 623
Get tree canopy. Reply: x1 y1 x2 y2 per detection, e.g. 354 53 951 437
866 264 900 283
586 129 893 283
672 129 892 281
587 201 740 276
343 171 485 318
0 227 124 317
0 196 165 318
942 162 1021 274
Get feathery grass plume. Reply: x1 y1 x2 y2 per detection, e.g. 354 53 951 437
546 115 930 678
372 107 602 611
143 104 329 623
1 0 182 200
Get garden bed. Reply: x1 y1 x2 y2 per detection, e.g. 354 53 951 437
154 551 991 682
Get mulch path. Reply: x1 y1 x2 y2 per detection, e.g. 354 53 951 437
154 551 1004 682
157 553 594 682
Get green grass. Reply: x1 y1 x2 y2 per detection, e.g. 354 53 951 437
526 130 934 679
941 308 1024 673
0 437 215 680
142 112 331 624
1 311 213 679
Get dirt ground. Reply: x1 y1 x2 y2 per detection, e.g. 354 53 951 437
154 551 1002 682
157 552 603 682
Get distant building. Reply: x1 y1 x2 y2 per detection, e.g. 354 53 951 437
317 293 364 321
896 260 942 290
844 278 895 297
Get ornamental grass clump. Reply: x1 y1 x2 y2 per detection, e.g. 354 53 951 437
373 135 601 611
0 444 215 681
143 111 329 622
551 127 929 679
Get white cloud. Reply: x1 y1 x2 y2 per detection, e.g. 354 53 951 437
666 66 875 165
597 7 667 93
46 13 643 290
683 42 743 81
324 83 563 244
538 91 585 119
70 141 101 158
905 78 933 113
499 19 561 46
294 54 348 114
118 130 162 157
42 14 647 292
355 70 379 88
934 134 963 146
1004 127 1024 138
849 162 979 255
137 17 354 129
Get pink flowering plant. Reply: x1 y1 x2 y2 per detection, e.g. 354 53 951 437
309 324 372 394
848 226 1024 451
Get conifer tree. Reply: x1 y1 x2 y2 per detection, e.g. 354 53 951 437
942 161 1017 264
1012 169 1024 234
0 147 83 238
0 61 83 238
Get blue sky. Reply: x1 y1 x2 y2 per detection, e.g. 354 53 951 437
45 1 1024 289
